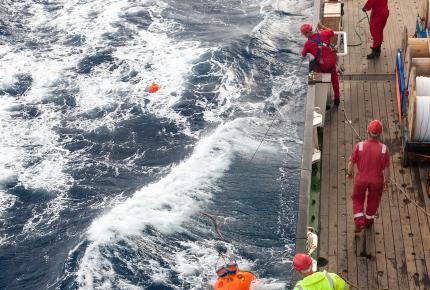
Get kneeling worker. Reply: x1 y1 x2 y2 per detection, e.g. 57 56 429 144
300 22 340 107
293 253 349 290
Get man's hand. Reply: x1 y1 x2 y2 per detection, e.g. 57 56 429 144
346 172 353 180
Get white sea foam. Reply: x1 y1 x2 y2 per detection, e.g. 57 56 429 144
3 0 302 287
251 279 287 290
75 119 277 288
0 0 207 237
42 0 207 133
86 119 268 243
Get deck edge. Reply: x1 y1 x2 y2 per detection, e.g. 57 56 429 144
294 0 320 255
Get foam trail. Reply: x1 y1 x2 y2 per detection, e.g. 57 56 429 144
75 118 277 288
87 118 273 242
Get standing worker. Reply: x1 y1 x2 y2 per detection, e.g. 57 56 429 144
347 120 390 233
362 0 389 59
293 253 349 290
300 22 340 107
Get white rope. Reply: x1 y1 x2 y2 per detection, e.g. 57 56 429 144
413 76 430 141
414 94 430 142
427 0 430 30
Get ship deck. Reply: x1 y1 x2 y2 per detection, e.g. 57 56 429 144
318 0 430 289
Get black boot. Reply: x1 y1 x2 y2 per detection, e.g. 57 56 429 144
367 47 377 59
375 45 381 58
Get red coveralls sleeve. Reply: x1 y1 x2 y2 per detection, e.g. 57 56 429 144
349 143 359 163
301 40 317 58
363 0 374 11
301 45 308 57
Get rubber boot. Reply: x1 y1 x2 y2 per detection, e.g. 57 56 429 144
334 98 340 107
375 45 381 58
354 224 364 233
366 47 378 59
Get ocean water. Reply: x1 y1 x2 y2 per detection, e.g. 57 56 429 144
0 0 311 289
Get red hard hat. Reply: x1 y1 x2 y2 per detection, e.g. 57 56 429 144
368 119 383 135
293 253 313 271
300 23 312 34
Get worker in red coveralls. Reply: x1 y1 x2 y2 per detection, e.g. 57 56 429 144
347 120 390 233
362 0 389 59
300 22 340 107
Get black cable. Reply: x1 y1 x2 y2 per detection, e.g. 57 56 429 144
348 11 370 47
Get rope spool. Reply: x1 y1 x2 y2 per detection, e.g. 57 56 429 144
412 77 430 142
414 95 430 141
427 0 430 29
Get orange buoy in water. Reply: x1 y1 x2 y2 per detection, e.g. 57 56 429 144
148 83 160 93
213 271 256 290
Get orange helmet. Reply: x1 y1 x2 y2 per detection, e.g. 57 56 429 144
293 253 313 271
368 119 383 135
300 23 312 34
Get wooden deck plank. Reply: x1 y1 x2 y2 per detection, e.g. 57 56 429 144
385 76 416 289
415 166 430 289
404 172 428 271
344 81 358 286
328 106 339 273
375 81 398 290
381 79 423 290
382 81 411 290
363 80 380 290
319 110 332 260
369 81 389 290
337 81 348 279
352 80 370 290
382 79 418 290
402 165 429 289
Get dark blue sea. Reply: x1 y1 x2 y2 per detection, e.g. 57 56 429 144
0 0 311 289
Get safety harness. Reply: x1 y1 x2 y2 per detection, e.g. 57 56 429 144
309 33 335 65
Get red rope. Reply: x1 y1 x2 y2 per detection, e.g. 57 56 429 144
201 212 225 241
